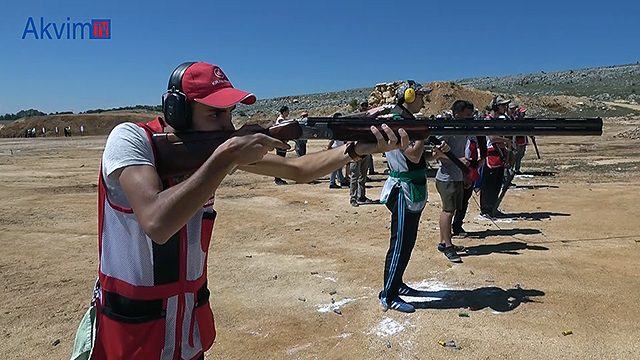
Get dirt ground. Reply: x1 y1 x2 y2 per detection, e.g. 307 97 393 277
0 117 639 360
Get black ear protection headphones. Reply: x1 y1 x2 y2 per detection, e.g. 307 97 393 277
490 99 497 111
490 96 506 111
162 62 197 131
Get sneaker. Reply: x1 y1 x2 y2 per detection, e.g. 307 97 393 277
357 197 378 204
443 246 462 263
274 178 287 185
340 181 350 187
438 243 465 253
380 296 415 313
350 199 359 207
329 184 341 189
398 283 420 296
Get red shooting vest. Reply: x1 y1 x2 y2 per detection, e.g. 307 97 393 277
465 138 481 182
93 118 216 360
485 115 505 169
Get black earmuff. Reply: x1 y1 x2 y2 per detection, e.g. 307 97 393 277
162 62 196 131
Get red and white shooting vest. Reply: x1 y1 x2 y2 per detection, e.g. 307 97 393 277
93 118 216 360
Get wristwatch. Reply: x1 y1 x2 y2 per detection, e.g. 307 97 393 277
344 142 364 161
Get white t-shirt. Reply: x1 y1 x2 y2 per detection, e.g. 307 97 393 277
101 123 155 208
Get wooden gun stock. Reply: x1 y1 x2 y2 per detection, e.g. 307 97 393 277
151 122 302 180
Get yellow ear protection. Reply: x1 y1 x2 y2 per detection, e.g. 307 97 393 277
404 87 416 104
397 80 419 104
395 80 422 119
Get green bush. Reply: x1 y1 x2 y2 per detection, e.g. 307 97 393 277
348 99 358 112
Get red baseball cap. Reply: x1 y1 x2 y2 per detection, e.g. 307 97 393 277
181 62 256 108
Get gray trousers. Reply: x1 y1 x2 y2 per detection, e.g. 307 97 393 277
349 155 370 201
514 145 526 173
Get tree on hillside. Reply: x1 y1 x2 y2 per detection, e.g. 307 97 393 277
0 109 46 120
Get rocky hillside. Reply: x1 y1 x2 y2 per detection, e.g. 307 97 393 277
457 63 640 102
2 63 639 138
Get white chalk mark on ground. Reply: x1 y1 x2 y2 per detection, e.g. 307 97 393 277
312 274 337 282
286 343 312 355
316 297 363 313
407 279 450 291
401 340 413 351
399 279 452 303
375 317 407 337
475 215 515 223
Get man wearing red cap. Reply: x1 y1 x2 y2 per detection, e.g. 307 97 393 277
86 62 410 360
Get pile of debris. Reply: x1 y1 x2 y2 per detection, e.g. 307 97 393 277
615 127 640 140
367 81 404 107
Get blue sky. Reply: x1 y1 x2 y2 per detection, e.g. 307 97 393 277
1 0 639 114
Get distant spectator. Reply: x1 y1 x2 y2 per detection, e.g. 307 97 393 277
513 107 529 174
328 112 350 189
358 99 378 176
294 111 308 157
80 125 85 136
435 100 475 262
274 106 289 185
480 96 512 218
55 126 59 137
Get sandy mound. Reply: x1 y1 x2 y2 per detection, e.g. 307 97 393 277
0 110 161 138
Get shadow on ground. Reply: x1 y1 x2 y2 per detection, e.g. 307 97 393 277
406 286 545 312
467 228 543 239
461 241 549 256
500 212 570 220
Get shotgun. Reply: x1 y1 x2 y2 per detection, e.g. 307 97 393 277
151 117 602 180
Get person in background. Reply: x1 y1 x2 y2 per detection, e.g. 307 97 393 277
480 96 512 218
378 81 448 313
327 113 350 189
295 111 308 157
434 100 476 262
357 99 378 176
513 107 528 174
274 106 289 185
348 100 376 206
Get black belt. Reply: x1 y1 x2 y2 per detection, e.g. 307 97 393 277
102 282 210 324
